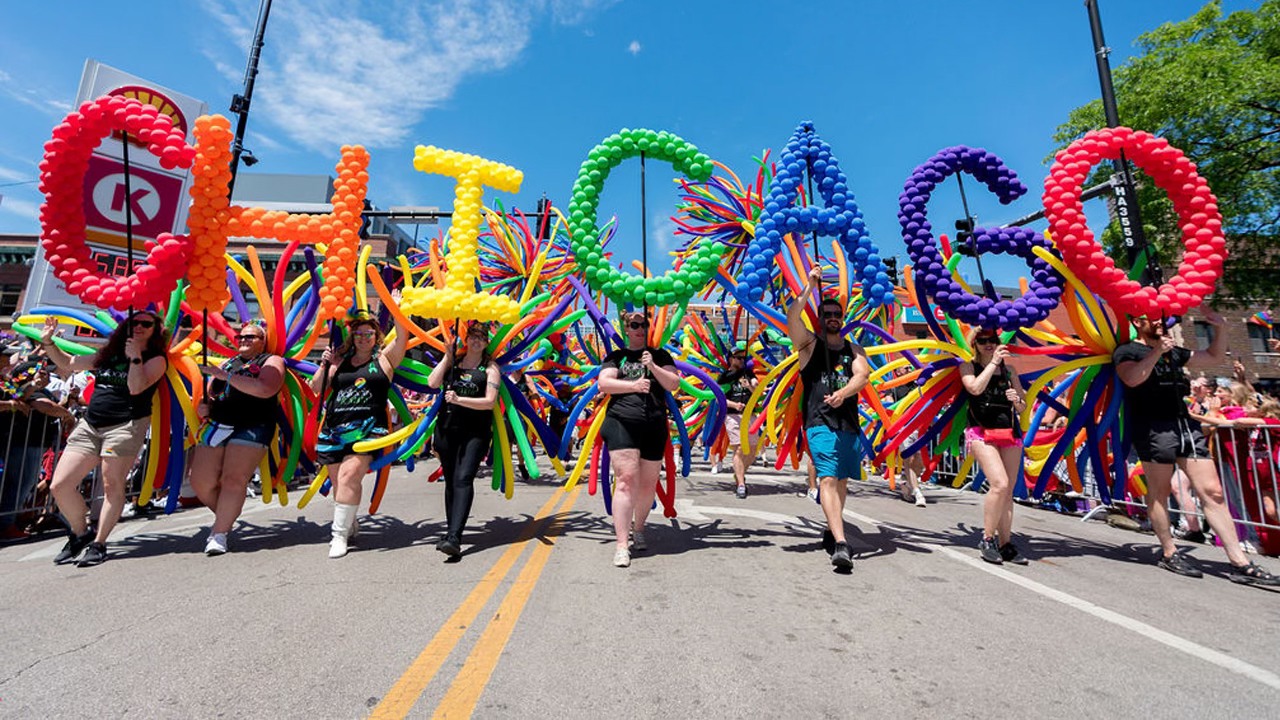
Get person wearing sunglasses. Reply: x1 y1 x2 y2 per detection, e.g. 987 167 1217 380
961 329 1029 565
598 309 681 568
426 321 500 560
717 342 759 499
309 304 408 559
1114 311 1279 586
189 322 285 556
38 311 169 567
787 266 871 570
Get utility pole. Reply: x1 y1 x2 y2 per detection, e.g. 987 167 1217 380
228 0 273 196
1085 0 1161 285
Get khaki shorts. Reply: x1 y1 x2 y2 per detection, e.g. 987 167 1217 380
65 418 149 459
725 413 758 451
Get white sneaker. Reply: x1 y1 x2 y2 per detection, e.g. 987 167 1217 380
710 462 722 475
329 536 349 559
630 531 647 552
807 487 819 504
205 532 228 556
613 547 631 567
913 488 927 508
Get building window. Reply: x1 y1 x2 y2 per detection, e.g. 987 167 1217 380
0 284 21 319
1248 323 1273 354
1192 321 1215 351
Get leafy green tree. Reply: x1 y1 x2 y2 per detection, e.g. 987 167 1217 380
1053 0 1280 305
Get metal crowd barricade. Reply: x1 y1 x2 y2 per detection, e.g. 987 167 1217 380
919 425 1280 554
1 411 67 533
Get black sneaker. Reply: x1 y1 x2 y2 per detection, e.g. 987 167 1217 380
436 537 461 559
1000 542 1029 566
735 484 748 500
1182 530 1206 544
53 530 94 565
1226 562 1280 587
76 542 108 567
978 537 1003 564
821 529 835 556
1157 552 1203 578
831 542 853 570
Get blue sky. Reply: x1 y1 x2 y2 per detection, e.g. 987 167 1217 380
0 0 1259 288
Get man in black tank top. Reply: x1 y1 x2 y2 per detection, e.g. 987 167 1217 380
787 266 870 570
1115 311 1280 585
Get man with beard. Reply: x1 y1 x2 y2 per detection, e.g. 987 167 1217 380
787 266 870 570
1114 311 1279 586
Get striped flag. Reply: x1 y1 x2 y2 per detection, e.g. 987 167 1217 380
1249 311 1273 329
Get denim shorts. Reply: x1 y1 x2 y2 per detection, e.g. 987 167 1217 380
199 421 273 448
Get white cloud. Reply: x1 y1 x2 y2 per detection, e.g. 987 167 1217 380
200 0 616 152
0 164 31 183
0 69 73 118
0 195 41 222
627 40 641 55
652 216 678 253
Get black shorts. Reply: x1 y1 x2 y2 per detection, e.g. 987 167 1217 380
600 416 668 462
1132 418 1209 465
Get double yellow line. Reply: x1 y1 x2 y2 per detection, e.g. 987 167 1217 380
370 487 580 719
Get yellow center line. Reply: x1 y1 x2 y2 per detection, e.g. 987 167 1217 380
369 489 571 720
431 488 581 719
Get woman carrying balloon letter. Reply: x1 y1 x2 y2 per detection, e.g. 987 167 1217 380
190 321 285 556
309 306 408 559
426 321 500 560
38 313 168 567
961 329 1029 566
598 310 681 568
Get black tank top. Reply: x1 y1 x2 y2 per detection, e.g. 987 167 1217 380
325 356 391 429
85 350 166 428
966 361 1014 430
799 339 860 432
439 364 493 435
208 353 278 427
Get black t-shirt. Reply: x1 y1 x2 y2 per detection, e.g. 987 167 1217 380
966 361 1016 430
1113 341 1192 423
439 364 493 435
208 353 278 428
799 339 861 433
85 351 166 428
325 356 391 429
717 368 753 413
601 346 676 423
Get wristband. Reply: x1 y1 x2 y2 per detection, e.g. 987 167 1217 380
130 358 142 365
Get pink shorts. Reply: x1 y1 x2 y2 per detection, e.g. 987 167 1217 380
965 426 1020 451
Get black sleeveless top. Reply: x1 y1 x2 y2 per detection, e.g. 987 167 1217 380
85 350 166 428
966 361 1015 430
439 364 493 435
324 356 391 429
208 353 277 428
799 339 860 433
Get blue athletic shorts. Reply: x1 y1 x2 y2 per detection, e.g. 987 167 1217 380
806 425 861 480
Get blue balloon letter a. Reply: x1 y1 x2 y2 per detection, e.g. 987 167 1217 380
735 121 893 306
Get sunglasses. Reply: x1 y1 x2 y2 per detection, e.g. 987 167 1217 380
353 330 378 338
236 333 264 342
975 336 999 345
628 321 649 330
130 319 156 329
821 310 843 319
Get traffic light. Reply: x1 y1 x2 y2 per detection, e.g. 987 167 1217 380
954 217 976 257
883 257 899 285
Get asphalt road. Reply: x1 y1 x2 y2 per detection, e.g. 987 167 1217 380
2 459 1278 719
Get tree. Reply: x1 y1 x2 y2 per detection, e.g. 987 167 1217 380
1053 0 1280 306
